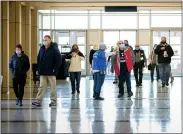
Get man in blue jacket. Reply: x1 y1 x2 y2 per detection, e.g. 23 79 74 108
92 44 115 100
32 35 62 107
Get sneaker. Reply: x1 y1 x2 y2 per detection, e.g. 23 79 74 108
128 91 133 97
32 102 42 107
49 102 56 107
95 96 104 100
162 83 165 87
16 99 19 105
19 100 23 106
170 77 174 83
118 94 123 98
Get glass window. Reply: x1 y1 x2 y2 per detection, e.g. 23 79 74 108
55 16 88 29
90 15 100 29
102 15 137 29
77 37 85 44
138 10 150 13
43 31 51 37
39 10 51 13
151 15 181 27
153 31 170 44
151 10 182 14
139 15 150 29
39 13 42 29
170 31 181 44
43 16 50 29
89 10 101 13
120 31 136 48
58 37 69 45
55 10 88 13
103 31 119 46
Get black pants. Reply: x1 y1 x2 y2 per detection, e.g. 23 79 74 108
150 64 160 81
118 63 132 95
70 72 81 92
13 77 26 101
134 63 143 85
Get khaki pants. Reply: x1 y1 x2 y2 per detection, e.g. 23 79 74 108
36 76 57 104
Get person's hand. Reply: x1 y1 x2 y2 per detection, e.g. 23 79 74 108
72 52 77 57
36 71 39 75
161 47 165 50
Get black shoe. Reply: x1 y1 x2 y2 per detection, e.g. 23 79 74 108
139 83 142 87
151 80 154 83
95 96 104 100
113 81 117 84
71 92 75 95
166 83 169 86
136 84 139 87
19 100 23 106
77 90 80 94
49 102 56 107
118 94 123 98
93 92 96 98
32 101 42 107
16 99 19 105
162 83 165 87
128 91 133 97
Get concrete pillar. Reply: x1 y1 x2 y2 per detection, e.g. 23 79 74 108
15 2 22 44
1 2 9 89
21 5 26 50
31 9 38 64
25 5 32 81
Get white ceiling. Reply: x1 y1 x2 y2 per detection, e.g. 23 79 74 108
40 0 181 2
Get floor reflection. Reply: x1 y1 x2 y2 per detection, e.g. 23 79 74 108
1 78 182 133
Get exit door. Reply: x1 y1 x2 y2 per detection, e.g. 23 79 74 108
55 31 86 76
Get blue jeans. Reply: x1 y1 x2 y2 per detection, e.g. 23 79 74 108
93 72 105 95
158 63 171 84
118 63 132 95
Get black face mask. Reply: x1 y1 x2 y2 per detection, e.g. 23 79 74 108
161 41 166 44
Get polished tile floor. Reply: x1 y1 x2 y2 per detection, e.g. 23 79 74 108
1 77 182 133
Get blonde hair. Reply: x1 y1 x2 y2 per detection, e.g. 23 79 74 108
93 44 99 50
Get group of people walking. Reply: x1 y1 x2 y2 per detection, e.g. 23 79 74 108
9 35 174 106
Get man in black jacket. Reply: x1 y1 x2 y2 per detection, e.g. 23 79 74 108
9 44 30 106
155 36 174 87
133 44 147 87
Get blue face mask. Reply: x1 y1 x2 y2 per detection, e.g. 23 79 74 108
16 50 21 55
135 47 140 50
119 44 125 48
43 41 48 46
125 44 128 46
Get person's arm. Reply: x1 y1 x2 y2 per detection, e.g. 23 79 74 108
129 48 135 65
105 52 116 57
9 56 13 72
155 45 161 55
78 51 85 58
166 45 174 57
89 50 93 65
21 55 30 74
143 51 147 67
53 48 62 74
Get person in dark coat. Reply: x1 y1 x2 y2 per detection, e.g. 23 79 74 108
9 44 30 106
32 35 62 107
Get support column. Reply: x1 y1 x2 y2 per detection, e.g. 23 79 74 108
21 5 26 50
1 2 9 89
31 9 38 64
25 5 31 81
15 2 22 44
9 2 16 85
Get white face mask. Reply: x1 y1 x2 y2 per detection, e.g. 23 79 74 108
16 50 21 55
43 41 48 46
119 44 125 49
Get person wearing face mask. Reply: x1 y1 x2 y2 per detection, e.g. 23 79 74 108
155 36 174 87
65 44 85 95
32 35 62 107
149 44 160 82
115 40 135 98
133 44 147 87
92 44 115 100
9 44 30 106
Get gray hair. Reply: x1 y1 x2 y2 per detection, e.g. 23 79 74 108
99 43 106 50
